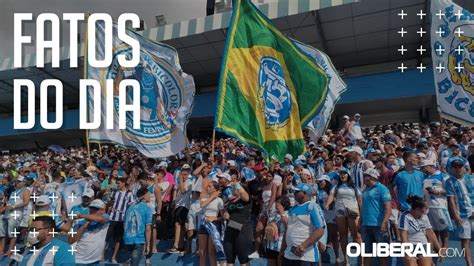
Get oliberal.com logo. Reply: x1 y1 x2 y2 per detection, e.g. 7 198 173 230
258 56 292 129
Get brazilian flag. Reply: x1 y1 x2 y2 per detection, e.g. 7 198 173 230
215 0 328 160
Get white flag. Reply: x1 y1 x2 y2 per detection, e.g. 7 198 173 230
87 22 195 157
431 0 474 125
292 39 347 140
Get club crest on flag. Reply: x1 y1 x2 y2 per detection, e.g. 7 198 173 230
258 57 292 128
431 0 474 125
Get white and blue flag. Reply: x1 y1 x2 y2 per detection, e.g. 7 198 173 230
292 39 347 140
431 0 474 126
87 22 195 157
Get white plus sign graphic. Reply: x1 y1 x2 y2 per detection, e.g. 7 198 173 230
455 45 464 55
30 228 39 238
49 228 59 238
436 27 446 37
398 28 407 37
11 245 20 256
398 45 407 55
31 245 39 255
417 45 427 55
49 246 58 255
30 193 39 202
454 27 464 37
417 27 427 37
49 193 58 202
436 62 445 73
11 210 20 220
455 63 464 72
436 10 445 20
398 10 407 20
50 210 59 220
68 245 77 255
417 63 427 73
10 228 20 238
398 63 407 73
454 9 463 20
417 9 427 20
31 210 39 220
68 228 77 238
11 192 20 203
68 192 77 203
68 211 77 220
436 46 445 55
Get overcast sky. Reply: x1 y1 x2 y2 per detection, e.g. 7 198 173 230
0 0 214 58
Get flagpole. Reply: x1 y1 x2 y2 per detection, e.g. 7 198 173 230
83 13 91 159
211 128 216 157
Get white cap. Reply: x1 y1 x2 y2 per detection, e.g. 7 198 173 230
82 188 95 198
297 155 306 161
89 199 106 209
318 175 331 182
385 130 393 135
157 161 168 168
417 152 426 160
350 146 364 156
227 160 236 167
363 168 380 179
420 159 435 167
35 195 51 206
217 172 232 182
16 176 25 182
343 115 350 120
181 164 191 170
284 154 293 161
354 113 361 117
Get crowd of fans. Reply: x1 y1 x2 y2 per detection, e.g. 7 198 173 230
0 115 473 266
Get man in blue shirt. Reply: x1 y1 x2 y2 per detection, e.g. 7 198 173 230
124 187 152 266
392 151 424 212
445 157 474 266
361 168 391 266
20 216 75 266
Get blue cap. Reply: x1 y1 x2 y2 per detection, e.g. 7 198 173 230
419 138 428 143
448 157 465 167
340 167 351 174
294 183 313 196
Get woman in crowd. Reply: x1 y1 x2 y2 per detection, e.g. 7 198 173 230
399 195 445 266
324 168 362 265
223 179 252 266
317 175 339 263
265 195 290 266
198 181 225 266
254 172 278 257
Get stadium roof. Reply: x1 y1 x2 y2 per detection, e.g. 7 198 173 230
0 0 473 114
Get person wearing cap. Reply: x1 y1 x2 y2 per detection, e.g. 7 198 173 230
107 177 134 264
316 175 339 263
282 154 294 172
445 157 474 266
28 195 71 233
392 151 425 212
420 159 451 251
4 175 30 256
70 188 95 230
124 187 153 266
348 146 373 189
281 183 325 265
360 168 392 266
20 216 75 265
323 160 340 186
168 166 193 254
69 199 109 265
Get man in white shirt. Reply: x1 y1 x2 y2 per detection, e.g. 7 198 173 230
69 199 109 265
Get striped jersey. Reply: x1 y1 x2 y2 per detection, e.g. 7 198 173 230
19 238 75 266
110 190 134 221
445 174 474 219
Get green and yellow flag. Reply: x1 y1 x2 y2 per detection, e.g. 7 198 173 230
215 0 328 160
